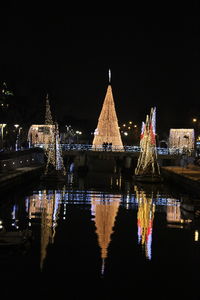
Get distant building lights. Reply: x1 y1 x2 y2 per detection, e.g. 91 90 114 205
129 121 132 124
193 118 197 123
123 124 126 127
134 124 137 128
124 132 128 136
195 230 199 242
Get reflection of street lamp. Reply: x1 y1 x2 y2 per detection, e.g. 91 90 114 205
0 124 6 150
14 124 19 150
183 135 190 153
14 124 22 151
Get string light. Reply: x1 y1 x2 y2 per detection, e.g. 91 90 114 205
92 78 123 150
135 107 160 177
45 94 53 125
169 129 195 151
136 186 155 260
45 122 66 176
92 195 120 275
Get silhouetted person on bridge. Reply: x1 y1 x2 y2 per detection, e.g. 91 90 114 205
102 142 108 151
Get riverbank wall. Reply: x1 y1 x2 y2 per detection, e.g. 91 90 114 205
161 165 200 194
0 148 45 191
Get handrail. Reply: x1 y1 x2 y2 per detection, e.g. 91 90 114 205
33 144 195 156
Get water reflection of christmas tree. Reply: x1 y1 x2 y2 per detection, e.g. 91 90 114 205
92 195 120 275
27 189 61 270
135 186 155 260
40 190 62 270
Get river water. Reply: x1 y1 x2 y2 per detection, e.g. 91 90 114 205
0 172 200 299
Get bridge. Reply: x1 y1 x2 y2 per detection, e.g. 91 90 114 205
0 143 192 175
36 143 190 156
35 143 189 174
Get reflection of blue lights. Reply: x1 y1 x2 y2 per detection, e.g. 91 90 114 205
25 197 29 213
147 229 152 260
156 197 180 206
31 190 181 211
12 204 17 219
138 226 141 243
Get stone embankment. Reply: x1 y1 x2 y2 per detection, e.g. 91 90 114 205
0 148 45 191
161 164 200 194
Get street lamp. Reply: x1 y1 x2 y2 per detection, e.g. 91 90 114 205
192 118 199 145
0 124 6 150
75 131 82 144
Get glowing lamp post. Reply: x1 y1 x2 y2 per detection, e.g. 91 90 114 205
76 131 82 144
0 124 6 150
192 118 199 143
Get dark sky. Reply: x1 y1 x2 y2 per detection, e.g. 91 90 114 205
0 5 200 137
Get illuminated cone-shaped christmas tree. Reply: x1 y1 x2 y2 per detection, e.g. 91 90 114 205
92 70 123 150
43 94 55 152
135 107 160 177
45 122 66 176
92 195 120 275
45 94 53 125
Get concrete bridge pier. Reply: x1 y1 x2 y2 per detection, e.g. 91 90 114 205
74 152 88 174
86 153 116 173
121 156 134 177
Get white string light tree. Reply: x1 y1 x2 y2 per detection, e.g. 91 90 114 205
92 69 123 151
45 94 53 125
43 93 55 152
45 122 66 177
135 107 161 182
42 93 66 178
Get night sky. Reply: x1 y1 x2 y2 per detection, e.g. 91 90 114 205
0 5 200 138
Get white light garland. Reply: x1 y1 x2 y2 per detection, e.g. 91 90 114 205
92 83 123 150
169 128 195 150
135 107 160 176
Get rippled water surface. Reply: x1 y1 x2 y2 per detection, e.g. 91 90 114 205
1 172 200 299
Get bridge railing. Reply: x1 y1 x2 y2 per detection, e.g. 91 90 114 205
33 144 194 156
